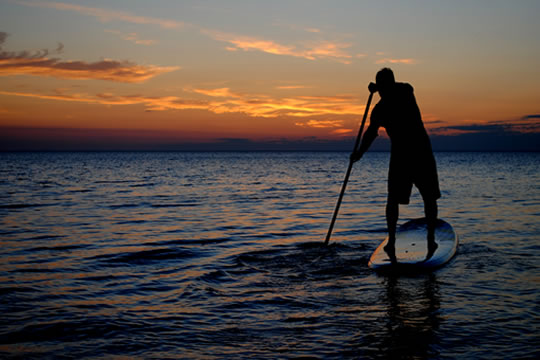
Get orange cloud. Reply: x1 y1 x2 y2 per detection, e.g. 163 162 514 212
0 35 178 82
304 41 353 64
18 1 185 29
192 87 241 98
294 120 354 136
204 30 353 63
1 87 365 118
0 56 178 82
185 87 365 118
375 58 417 65
0 90 96 104
104 30 156 46
219 96 363 118
295 120 345 128
207 31 295 55
332 128 353 135
0 90 209 112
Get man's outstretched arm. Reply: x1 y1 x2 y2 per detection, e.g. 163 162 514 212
351 124 378 163
351 82 379 163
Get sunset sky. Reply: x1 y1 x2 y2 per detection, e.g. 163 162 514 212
1 0 539 151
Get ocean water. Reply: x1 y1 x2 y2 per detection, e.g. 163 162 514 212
0 151 538 359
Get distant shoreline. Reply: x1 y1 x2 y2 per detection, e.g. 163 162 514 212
1 150 539 153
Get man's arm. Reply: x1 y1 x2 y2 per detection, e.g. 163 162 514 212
350 83 379 163
351 123 378 163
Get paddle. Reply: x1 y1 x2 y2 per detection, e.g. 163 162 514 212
324 91 374 245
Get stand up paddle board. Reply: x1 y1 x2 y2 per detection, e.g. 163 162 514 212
368 218 458 270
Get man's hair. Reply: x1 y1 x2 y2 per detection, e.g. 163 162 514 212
376 68 395 85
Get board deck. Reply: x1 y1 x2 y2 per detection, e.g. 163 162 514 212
368 218 458 270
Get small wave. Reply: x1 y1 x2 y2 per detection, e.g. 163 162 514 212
116 219 147 225
22 234 66 241
108 203 143 209
130 183 156 188
94 180 132 184
0 318 127 345
233 241 371 283
295 241 350 250
250 232 301 240
155 238 232 247
283 314 322 323
283 224 312 232
93 247 197 266
197 269 234 284
311 259 368 277
36 180 61 188
0 203 52 210
79 274 119 282
360 227 388 233
216 295 314 311
28 244 88 252
11 267 59 273
151 203 198 208
0 286 39 296
460 242 496 255
66 188 93 193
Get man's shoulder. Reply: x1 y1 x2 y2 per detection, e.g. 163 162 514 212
396 82 414 93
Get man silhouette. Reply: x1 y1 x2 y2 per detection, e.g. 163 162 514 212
351 68 440 262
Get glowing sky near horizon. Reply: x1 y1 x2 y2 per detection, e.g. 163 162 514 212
1 0 539 146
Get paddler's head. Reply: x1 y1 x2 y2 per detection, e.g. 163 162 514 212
375 67 395 98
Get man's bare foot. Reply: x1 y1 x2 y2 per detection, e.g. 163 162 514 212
384 241 397 264
424 234 438 261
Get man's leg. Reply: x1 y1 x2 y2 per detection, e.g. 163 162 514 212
424 197 437 239
386 198 399 244
384 197 399 262
424 197 438 259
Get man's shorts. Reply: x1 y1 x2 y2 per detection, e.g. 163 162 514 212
388 154 441 204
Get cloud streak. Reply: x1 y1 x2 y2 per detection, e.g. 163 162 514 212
0 87 365 119
295 120 345 128
190 88 365 118
204 30 353 63
0 56 178 83
18 1 185 29
0 34 178 82
375 58 417 65
521 114 540 120
104 30 156 46
191 87 241 98
0 90 209 111
431 117 540 136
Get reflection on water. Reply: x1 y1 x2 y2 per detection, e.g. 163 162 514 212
0 152 538 358
382 274 441 359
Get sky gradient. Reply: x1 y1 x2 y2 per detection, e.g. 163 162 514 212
1 0 539 151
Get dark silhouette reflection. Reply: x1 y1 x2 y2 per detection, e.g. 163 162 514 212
381 274 442 359
351 68 441 259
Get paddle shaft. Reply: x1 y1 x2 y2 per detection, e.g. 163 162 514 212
324 91 374 245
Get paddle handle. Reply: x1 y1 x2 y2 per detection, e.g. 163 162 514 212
324 91 374 245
